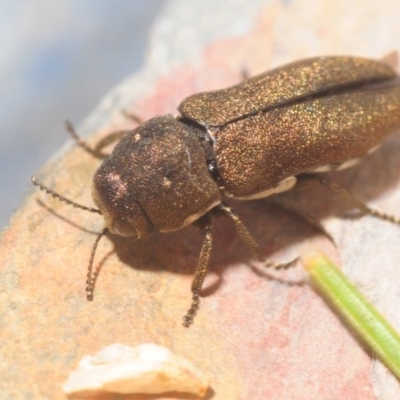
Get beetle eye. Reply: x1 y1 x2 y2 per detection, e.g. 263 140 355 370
112 217 138 238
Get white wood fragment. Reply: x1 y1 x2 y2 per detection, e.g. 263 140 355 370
62 343 210 397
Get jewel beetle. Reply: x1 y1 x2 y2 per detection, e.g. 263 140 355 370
33 54 400 326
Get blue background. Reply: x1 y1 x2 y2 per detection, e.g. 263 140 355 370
0 0 165 228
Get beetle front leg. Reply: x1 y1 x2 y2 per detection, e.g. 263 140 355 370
65 120 130 159
183 213 213 327
121 110 144 124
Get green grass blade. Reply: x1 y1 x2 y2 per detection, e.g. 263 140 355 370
303 252 400 380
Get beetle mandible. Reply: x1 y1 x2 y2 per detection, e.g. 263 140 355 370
33 55 400 327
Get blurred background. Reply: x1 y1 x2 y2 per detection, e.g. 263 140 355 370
0 0 165 229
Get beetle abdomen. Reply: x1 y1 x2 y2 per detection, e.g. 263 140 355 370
179 57 396 126
213 83 400 198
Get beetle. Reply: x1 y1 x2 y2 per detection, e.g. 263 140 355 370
33 55 400 327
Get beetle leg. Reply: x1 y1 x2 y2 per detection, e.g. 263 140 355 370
218 203 299 270
65 120 130 159
92 131 130 158
65 120 96 155
66 110 143 157
183 213 213 327
264 257 300 270
319 177 400 225
218 203 262 260
240 67 250 80
121 110 144 124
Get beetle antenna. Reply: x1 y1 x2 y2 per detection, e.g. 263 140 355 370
31 176 101 214
86 227 108 300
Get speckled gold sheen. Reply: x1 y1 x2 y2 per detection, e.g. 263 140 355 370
179 57 400 198
93 56 400 231
214 85 400 197
92 116 221 235
179 57 396 126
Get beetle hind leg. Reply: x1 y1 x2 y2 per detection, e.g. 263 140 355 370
319 178 400 225
183 214 213 327
264 257 300 270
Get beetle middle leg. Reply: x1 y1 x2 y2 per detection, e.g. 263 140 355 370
184 203 278 325
218 203 262 260
183 203 299 327
218 203 299 270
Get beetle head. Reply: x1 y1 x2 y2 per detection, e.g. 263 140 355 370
92 115 221 238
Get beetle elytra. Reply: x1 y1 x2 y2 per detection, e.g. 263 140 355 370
33 54 400 327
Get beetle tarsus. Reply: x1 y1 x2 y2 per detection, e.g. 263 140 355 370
264 257 300 270
182 292 200 327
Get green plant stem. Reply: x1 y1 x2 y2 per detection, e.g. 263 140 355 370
303 252 400 380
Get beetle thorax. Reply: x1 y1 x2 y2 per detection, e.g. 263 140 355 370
92 115 222 237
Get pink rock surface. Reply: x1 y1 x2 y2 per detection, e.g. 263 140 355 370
2 1 400 399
